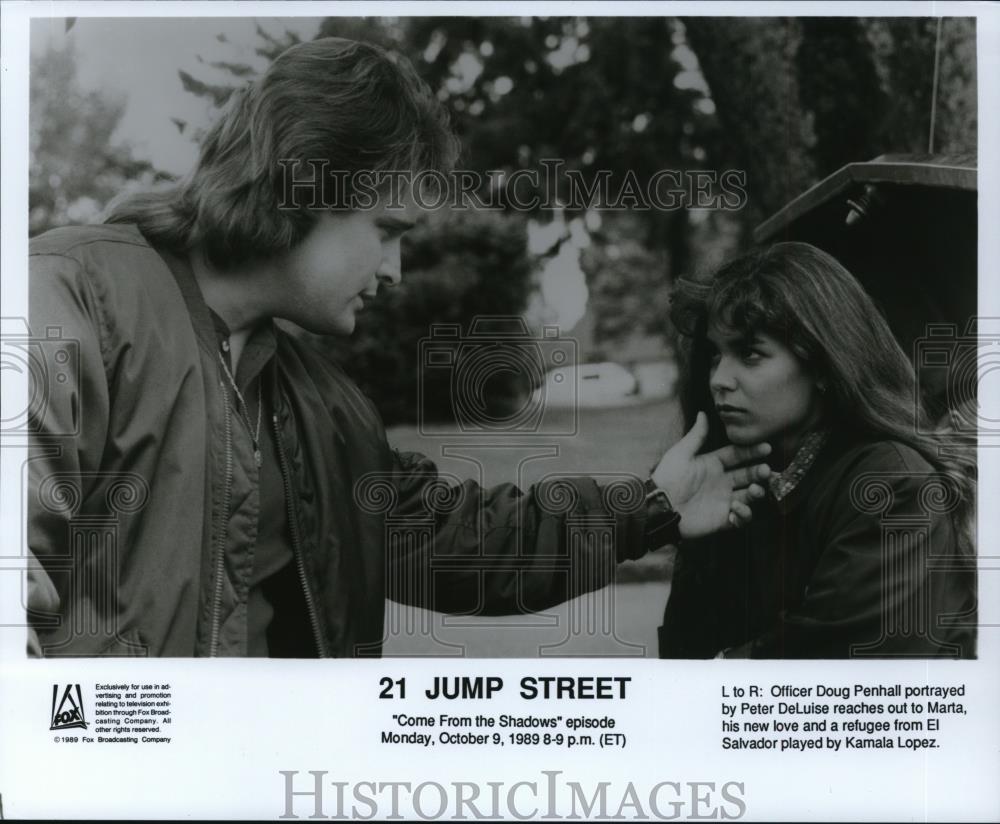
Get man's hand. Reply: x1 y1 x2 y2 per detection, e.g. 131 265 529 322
651 411 770 539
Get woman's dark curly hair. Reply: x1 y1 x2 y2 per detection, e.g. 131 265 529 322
671 242 975 550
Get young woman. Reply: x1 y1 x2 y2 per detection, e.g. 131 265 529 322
659 242 977 659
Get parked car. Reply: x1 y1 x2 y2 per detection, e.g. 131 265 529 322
539 361 638 408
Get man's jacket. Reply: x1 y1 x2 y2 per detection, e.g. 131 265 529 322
27 225 652 657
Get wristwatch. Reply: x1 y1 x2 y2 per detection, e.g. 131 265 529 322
643 477 682 549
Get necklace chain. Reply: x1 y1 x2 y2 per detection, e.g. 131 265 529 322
218 350 262 466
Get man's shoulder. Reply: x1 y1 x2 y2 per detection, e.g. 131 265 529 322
29 224 173 294
30 224 192 342
30 223 152 259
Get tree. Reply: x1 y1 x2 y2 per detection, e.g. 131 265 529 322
145 15 980 422
862 17 977 156
932 17 977 156
682 17 816 232
315 17 713 352
796 17 885 178
29 42 163 236
682 15 977 236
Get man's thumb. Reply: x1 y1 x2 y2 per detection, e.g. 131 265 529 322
677 411 708 457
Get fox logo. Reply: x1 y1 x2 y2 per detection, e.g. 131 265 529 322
50 684 87 731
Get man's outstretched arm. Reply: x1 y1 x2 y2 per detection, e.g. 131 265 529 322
385 412 769 615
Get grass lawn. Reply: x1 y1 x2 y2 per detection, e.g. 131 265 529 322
381 398 685 658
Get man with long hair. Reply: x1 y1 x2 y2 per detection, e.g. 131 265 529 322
26 37 770 657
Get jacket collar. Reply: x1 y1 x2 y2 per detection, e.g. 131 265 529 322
154 246 221 356
154 243 276 385
768 430 831 502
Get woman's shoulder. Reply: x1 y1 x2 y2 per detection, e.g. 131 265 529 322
813 433 948 522
826 436 935 477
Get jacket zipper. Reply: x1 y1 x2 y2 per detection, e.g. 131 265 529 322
272 410 329 658
209 378 235 656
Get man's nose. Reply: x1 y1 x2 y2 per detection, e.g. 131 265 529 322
377 242 402 287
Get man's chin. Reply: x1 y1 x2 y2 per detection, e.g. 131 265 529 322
330 316 356 336
299 313 356 337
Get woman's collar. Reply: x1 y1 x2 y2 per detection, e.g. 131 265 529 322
767 429 831 501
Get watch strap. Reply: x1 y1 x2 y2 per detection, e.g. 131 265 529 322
643 478 681 550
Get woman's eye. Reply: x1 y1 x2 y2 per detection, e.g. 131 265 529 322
740 348 763 363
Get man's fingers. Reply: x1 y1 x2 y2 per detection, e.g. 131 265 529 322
712 441 771 469
727 464 771 489
729 500 753 527
733 483 767 506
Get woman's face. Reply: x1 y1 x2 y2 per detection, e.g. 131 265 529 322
707 319 824 462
